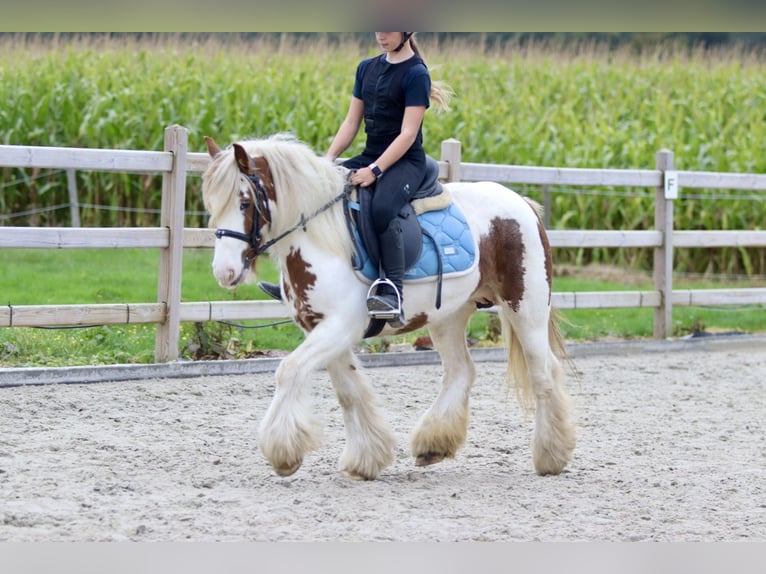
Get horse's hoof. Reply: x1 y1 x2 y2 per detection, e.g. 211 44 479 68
274 460 302 477
415 452 445 467
341 469 374 481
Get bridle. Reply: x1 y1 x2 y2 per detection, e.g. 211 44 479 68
213 156 272 266
214 154 349 265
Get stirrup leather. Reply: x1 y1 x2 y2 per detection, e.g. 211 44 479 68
365 278 402 320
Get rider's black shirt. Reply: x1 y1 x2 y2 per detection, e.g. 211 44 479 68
352 54 431 157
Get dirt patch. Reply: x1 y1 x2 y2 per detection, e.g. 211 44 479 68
0 345 764 541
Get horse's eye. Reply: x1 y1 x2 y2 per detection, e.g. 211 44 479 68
239 201 251 212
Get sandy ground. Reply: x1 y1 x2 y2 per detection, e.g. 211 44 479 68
1 344 764 542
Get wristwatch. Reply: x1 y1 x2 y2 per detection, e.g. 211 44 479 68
369 163 383 178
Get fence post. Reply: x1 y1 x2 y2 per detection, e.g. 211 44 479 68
653 149 675 339
440 138 462 182
155 125 188 362
66 169 81 227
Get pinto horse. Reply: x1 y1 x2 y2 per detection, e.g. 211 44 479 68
201 134 575 480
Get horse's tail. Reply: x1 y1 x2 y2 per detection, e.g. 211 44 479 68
500 307 569 413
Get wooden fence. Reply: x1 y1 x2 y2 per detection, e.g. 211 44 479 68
1 125 766 362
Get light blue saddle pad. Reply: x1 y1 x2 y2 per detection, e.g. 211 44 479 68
352 202 477 282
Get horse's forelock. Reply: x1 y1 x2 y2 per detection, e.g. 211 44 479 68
202 149 244 228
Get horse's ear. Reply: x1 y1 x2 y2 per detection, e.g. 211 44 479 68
233 143 255 175
204 136 222 158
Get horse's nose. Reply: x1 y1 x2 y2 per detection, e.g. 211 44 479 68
214 265 237 287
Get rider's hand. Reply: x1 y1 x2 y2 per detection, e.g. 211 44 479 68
351 167 377 188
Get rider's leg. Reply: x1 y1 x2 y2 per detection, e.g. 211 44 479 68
258 281 282 301
366 158 419 326
366 217 405 321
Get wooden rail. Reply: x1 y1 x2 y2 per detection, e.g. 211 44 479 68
2 126 765 361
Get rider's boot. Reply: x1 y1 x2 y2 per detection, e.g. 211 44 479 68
366 219 406 328
258 281 283 301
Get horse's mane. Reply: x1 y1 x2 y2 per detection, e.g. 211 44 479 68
202 133 352 262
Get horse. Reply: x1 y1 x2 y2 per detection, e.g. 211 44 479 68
201 133 576 480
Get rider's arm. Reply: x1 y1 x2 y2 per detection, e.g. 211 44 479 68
326 96 364 162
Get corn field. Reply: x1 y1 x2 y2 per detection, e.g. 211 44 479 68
1 33 765 275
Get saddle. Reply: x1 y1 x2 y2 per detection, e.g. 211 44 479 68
343 157 477 338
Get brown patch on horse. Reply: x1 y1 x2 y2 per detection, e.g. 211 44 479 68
477 217 526 312
394 312 429 335
253 156 277 202
239 189 258 267
232 144 277 203
228 144 276 262
284 247 324 331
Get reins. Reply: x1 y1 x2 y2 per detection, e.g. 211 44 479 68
251 187 349 255
215 165 350 256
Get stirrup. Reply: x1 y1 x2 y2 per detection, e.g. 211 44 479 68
366 278 403 320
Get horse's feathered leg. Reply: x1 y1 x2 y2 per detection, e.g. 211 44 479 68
499 304 576 475
258 317 358 477
327 350 396 480
410 302 477 466
258 356 323 477
472 196 575 475
258 302 397 479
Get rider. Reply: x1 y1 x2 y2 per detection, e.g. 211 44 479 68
259 32 451 324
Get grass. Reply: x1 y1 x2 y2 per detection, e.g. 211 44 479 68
554 268 766 340
0 248 296 367
1 249 764 367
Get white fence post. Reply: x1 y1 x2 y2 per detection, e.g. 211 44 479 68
66 169 81 227
653 149 675 339
440 138 462 182
155 125 188 362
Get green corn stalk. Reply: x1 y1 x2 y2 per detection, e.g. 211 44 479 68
1 35 764 274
